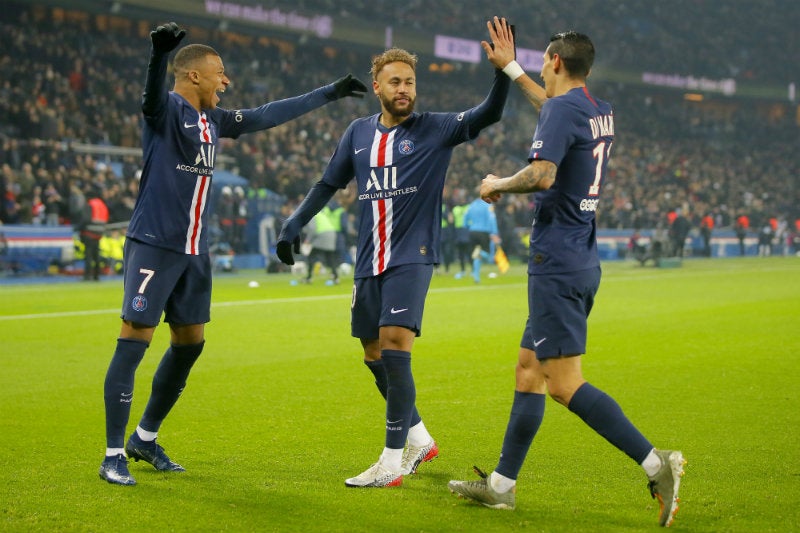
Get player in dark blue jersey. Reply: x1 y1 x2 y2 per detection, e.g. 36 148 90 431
276 17 515 488
98 22 368 486
448 30 686 527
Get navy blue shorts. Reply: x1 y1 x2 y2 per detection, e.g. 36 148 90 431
520 267 601 359
120 239 212 327
351 263 434 339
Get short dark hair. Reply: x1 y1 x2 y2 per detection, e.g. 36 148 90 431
173 44 219 74
547 31 594 78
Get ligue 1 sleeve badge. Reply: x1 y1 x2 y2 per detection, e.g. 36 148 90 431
398 139 415 155
131 295 148 312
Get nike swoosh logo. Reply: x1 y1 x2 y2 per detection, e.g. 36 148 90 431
533 337 547 347
386 419 402 424
354 147 367 154
121 392 133 397
184 122 198 128
390 307 408 314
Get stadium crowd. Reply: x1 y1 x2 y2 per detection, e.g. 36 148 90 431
1 2 798 257
273 0 797 85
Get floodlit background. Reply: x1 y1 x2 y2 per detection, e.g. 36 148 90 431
0 2 799 531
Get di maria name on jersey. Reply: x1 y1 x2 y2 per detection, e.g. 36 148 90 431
128 64 337 255
527 86 614 274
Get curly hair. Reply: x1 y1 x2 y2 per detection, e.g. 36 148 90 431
370 47 418 80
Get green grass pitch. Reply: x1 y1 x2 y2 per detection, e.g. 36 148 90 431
1 257 798 532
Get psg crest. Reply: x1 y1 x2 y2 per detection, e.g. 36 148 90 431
398 139 415 155
131 295 148 312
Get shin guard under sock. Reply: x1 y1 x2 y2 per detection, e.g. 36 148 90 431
139 341 204 432
495 391 545 479
365 358 422 426
381 350 416 449
568 382 653 463
104 338 149 448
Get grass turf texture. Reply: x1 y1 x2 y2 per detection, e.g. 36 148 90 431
0 257 798 532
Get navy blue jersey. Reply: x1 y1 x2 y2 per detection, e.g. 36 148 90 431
128 54 337 255
527 86 614 274
322 111 478 278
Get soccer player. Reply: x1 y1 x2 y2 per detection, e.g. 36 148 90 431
98 22 367 486
447 29 686 527
276 17 515 488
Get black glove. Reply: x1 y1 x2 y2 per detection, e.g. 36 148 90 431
332 74 368 99
151 22 186 55
276 236 301 265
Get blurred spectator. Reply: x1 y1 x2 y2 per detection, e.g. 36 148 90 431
735 213 750 256
699 213 714 257
77 184 109 281
668 208 692 258
0 0 797 257
758 223 774 257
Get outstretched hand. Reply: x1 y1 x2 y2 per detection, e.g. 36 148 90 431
276 236 301 265
332 74 368 99
482 16 516 70
151 22 186 54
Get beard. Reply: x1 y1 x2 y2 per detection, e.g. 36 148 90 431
379 92 415 119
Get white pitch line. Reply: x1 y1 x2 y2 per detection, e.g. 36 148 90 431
0 283 524 322
0 307 121 321
6 260 793 322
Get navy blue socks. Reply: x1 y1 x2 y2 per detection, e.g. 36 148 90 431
139 341 204 433
381 350 416 449
365 358 422 427
495 391 546 479
568 382 653 463
104 338 148 448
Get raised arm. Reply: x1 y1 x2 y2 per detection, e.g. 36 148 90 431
482 16 547 112
142 23 186 118
465 69 511 137
234 75 367 135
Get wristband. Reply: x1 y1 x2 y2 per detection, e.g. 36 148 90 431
502 60 525 81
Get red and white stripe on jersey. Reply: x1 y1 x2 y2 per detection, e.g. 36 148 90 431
370 129 395 167
369 129 396 274
371 197 393 275
185 113 212 254
185 175 210 255
199 113 212 143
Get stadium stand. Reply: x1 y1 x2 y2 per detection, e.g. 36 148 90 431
1 1 798 271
